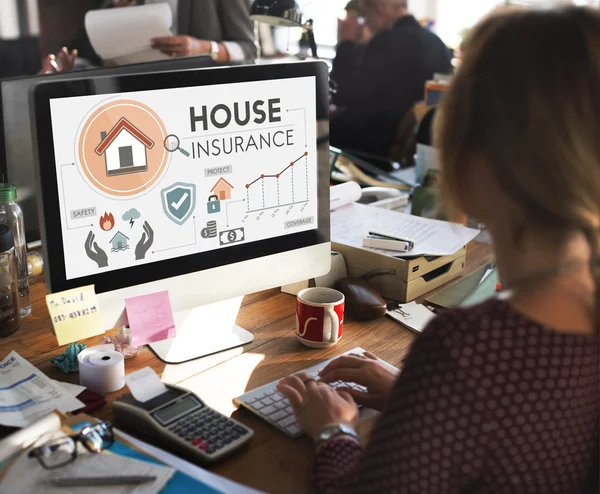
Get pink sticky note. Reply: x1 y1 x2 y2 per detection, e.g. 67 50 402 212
125 291 176 346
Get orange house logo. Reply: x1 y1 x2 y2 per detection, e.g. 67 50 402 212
77 100 168 198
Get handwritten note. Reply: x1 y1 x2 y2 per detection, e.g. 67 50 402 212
46 285 104 346
125 291 176 346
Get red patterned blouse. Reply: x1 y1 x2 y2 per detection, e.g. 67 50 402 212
314 299 599 494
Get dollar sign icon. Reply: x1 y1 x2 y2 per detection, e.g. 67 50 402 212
228 230 237 243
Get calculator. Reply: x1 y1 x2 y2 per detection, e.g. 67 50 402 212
113 383 253 464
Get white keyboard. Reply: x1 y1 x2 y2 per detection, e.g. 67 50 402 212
233 347 395 438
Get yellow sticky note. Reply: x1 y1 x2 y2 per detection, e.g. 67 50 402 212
46 285 105 346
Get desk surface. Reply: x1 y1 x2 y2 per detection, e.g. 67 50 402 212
3 241 492 493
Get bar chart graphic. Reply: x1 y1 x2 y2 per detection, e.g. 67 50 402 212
245 152 310 213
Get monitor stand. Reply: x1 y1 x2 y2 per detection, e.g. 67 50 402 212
148 297 254 364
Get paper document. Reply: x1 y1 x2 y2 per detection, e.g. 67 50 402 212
125 367 168 403
330 181 362 211
52 380 86 397
0 413 61 464
331 203 479 257
85 3 172 65
0 352 84 428
117 429 265 494
1 447 174 494
387 302 436 333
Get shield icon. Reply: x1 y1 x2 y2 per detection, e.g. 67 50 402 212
161 182 196 225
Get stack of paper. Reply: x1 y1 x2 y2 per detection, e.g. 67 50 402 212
0 351 84 428
2 448 174 494
331 203 480 258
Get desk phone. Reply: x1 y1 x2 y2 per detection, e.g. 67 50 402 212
113 384 253 463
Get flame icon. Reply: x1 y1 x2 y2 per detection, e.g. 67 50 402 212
99 212 115 231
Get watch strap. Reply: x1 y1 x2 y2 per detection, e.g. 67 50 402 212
316 423 359 444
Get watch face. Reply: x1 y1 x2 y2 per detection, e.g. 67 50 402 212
319 424 358 442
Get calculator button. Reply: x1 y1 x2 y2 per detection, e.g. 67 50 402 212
192 438 202 446
198 442 209 451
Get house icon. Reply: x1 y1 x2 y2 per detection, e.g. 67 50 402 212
210 177 234 201
94 117 155 177
109 231 130 252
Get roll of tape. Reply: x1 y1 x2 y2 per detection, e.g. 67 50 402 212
78 344 125 393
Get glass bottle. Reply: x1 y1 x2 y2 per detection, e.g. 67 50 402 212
0 224 20 337
0 184 30 317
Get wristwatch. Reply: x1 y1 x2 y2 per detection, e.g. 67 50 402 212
316 423 359 444
210 41 220 61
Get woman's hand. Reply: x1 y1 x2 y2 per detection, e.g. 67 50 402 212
318 352 400 411
39 47 78 74
276 372 359 440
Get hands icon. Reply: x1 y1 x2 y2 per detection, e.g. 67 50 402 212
85 231 108 268
135 221 154 260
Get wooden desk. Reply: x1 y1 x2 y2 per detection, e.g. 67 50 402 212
2 242 492 493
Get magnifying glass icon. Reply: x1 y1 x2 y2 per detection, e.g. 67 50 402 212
164 134 190 158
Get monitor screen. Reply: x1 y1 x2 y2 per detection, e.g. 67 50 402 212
43 68 323 286
0 57 216 244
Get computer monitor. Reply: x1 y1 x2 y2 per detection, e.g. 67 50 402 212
0 56 216 244
32 61 330 363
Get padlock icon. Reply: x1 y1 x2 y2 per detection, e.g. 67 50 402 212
207 195 221 214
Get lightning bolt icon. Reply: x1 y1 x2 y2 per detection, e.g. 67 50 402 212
130 218 135 228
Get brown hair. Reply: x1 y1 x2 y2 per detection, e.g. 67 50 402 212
437 7 600 320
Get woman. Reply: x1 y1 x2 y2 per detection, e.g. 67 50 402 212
278 7 599 493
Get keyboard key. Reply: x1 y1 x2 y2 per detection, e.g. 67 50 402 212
273 401 288 410
269 410 289 422
287 424 302 435
260 397 274 406
279 415 297 428
261 405 277 415
252 401 265 411
270 391 285 401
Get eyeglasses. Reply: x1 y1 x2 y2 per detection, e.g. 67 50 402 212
28 421 115 470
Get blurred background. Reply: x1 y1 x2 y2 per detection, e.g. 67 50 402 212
2 0 599 77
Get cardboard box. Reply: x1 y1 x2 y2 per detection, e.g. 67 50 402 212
332 243 467 302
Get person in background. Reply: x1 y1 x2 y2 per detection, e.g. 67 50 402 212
72 0 256 66
144 0 256 62
278 7 599 493
330 0 451 159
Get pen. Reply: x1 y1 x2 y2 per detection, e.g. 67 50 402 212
45 475 157 487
